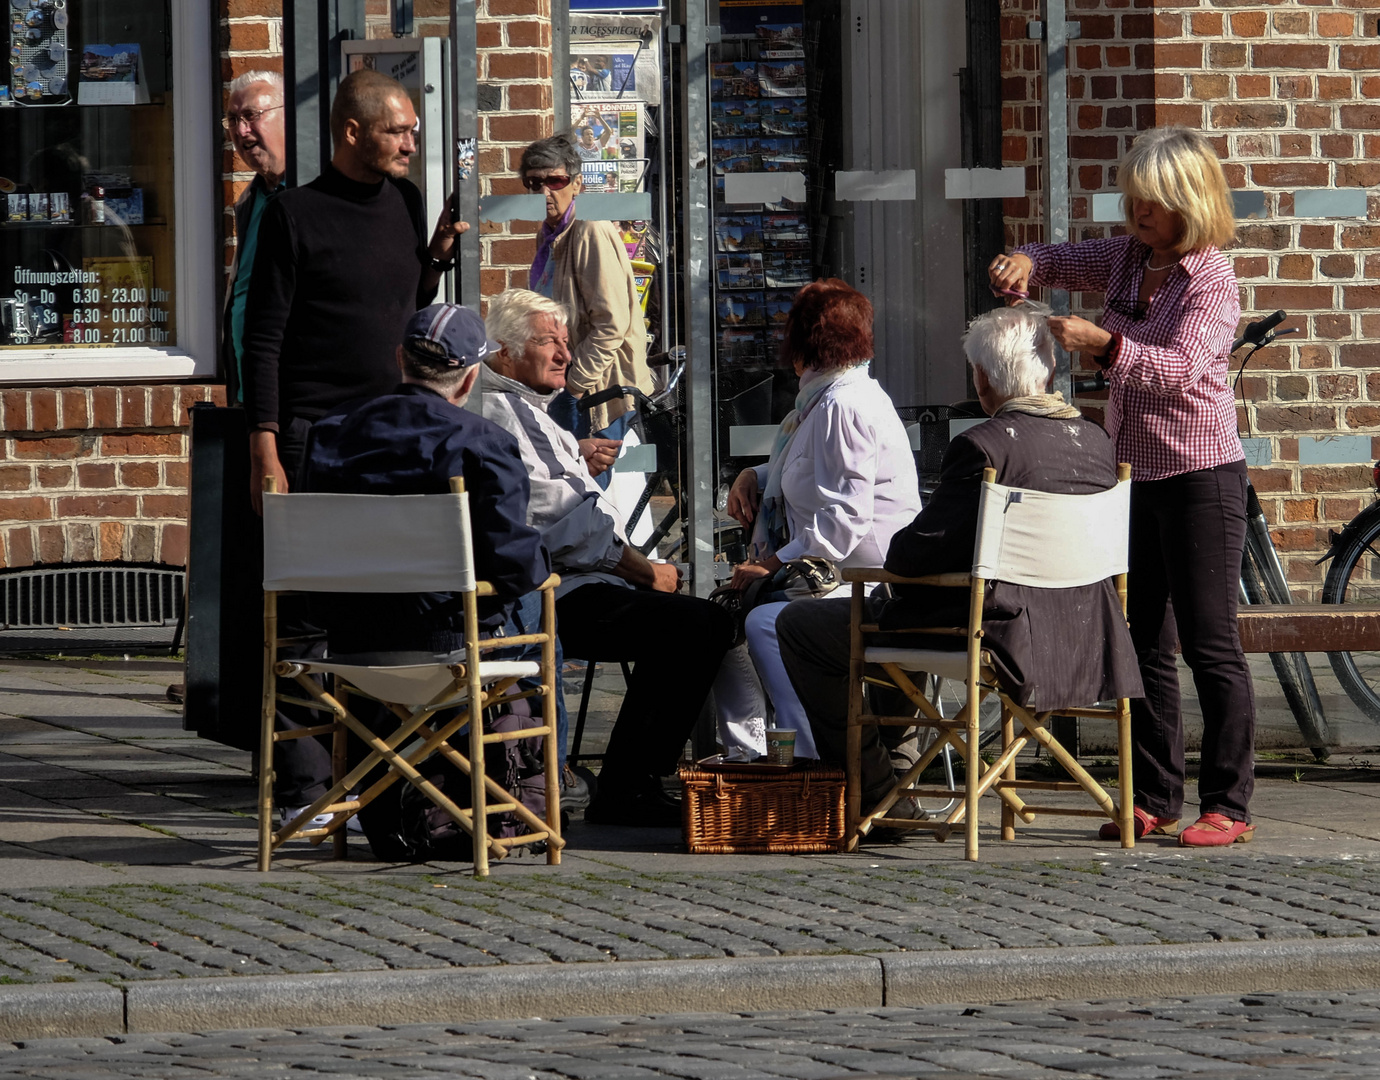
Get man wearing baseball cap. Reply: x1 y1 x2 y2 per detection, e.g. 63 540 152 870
301 303 550 651
298 303 560 853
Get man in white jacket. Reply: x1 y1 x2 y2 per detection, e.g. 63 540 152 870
479 289 735 827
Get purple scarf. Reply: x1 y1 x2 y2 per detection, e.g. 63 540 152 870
530 202 576 298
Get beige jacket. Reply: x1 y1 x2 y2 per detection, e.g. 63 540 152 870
548 216 651 433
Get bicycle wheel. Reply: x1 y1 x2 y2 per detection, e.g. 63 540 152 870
1241 540 1331 759
1322 510 1380 724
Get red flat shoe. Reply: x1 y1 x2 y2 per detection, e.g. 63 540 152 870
1098 806 1179 841
1179 813 1255 847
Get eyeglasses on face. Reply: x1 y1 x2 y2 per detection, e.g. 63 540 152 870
223 105 284 130
1105 297 1150 322
522 174 573 193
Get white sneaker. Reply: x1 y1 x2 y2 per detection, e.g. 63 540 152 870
280 806 333 831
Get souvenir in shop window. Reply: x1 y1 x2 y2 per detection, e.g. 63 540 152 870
2 0 177 356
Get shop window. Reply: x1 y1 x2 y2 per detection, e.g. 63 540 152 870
0 0 214 382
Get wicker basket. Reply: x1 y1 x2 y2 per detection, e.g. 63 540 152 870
679 763 846 854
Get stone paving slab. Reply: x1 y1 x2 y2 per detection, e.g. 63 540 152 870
1 857 1379 988
5 992 1380 1077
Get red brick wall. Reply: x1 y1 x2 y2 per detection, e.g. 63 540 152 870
0 386 226 569
389 0 555 303
1002 0 1380 599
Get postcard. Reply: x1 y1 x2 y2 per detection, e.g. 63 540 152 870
716 253 765 290
756 22 805 58
712 99 760 138
763 251 811 289
720 327 764 364
718 291 766 328
763 290 796 324
758 60 806 98
715 214 764 253
760 138 807 167
710 62 759 100
761 97 808 136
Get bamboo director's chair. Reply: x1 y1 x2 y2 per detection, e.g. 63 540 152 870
257 476 564 876
845 464 1134 859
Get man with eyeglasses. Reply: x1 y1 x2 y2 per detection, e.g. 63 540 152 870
521 133 650 486
221 70 287 406
238 68 469 826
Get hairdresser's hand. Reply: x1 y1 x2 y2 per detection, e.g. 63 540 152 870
988 252 1032 303
1048 315 1114 357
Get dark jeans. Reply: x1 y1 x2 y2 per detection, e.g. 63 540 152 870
555 582 735 781
1127 460 1255 823
776 595 914 807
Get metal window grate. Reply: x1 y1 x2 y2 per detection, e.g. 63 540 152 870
1 567 183 630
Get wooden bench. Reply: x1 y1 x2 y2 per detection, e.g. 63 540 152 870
1236 605 1380 653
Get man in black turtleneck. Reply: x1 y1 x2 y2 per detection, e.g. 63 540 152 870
241 68 468 512
240 68 467 822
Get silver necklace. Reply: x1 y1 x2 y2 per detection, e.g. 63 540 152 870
1145 254 1179 272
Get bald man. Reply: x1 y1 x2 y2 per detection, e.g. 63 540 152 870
238 69 469 820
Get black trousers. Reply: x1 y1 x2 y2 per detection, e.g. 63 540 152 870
1127 460 1255 823
271 418 332 805
555 582 735 780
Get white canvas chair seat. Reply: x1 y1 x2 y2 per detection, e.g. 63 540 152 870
258 480 562 877
294 660 540 709
863 646 977 680
844 466 1135 860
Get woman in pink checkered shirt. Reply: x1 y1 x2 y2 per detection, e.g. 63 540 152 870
990 126 1254 849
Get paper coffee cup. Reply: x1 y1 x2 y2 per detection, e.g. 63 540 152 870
765 728 796 766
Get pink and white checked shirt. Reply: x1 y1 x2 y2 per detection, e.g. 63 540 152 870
1016 234 1243 482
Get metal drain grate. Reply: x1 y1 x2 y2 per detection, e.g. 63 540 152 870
1 566 183 629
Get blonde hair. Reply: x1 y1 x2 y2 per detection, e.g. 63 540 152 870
1118 126 1236 254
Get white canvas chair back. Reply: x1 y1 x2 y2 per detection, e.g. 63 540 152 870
972 478 1130 590
262 491 475 595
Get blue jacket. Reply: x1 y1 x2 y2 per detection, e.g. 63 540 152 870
301 383 551 654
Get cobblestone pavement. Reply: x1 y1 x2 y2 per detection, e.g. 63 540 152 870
5 993 1380 1078
1 855 1379 984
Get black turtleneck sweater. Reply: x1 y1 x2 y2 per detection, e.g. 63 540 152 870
240 164 436 432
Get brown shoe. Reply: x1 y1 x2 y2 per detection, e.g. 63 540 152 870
1098 806 1179 841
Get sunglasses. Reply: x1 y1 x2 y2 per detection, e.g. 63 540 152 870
522 174 574 193
1106 297 1150 322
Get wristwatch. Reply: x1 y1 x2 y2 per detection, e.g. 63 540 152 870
427 254 455 272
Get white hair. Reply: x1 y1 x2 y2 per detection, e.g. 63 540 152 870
227 70 283 101
962 302 1056 399
485 289 569 357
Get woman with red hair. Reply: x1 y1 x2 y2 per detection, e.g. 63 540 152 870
718 279 921 760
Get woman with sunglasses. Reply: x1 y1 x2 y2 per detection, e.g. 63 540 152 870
521 133 651 478
988 125 1254 849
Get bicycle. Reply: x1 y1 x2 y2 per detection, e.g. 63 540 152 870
1319 465 1380 725
1074 310 1331 760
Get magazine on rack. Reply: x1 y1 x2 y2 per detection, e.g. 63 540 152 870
568 13 662 105
572 102 647 160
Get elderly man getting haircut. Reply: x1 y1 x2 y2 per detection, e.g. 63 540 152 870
479 289 735 827
776 304 1142 820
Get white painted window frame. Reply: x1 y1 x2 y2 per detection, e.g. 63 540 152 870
0 2 217 384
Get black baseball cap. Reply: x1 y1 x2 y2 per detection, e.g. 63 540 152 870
402 304 498 367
